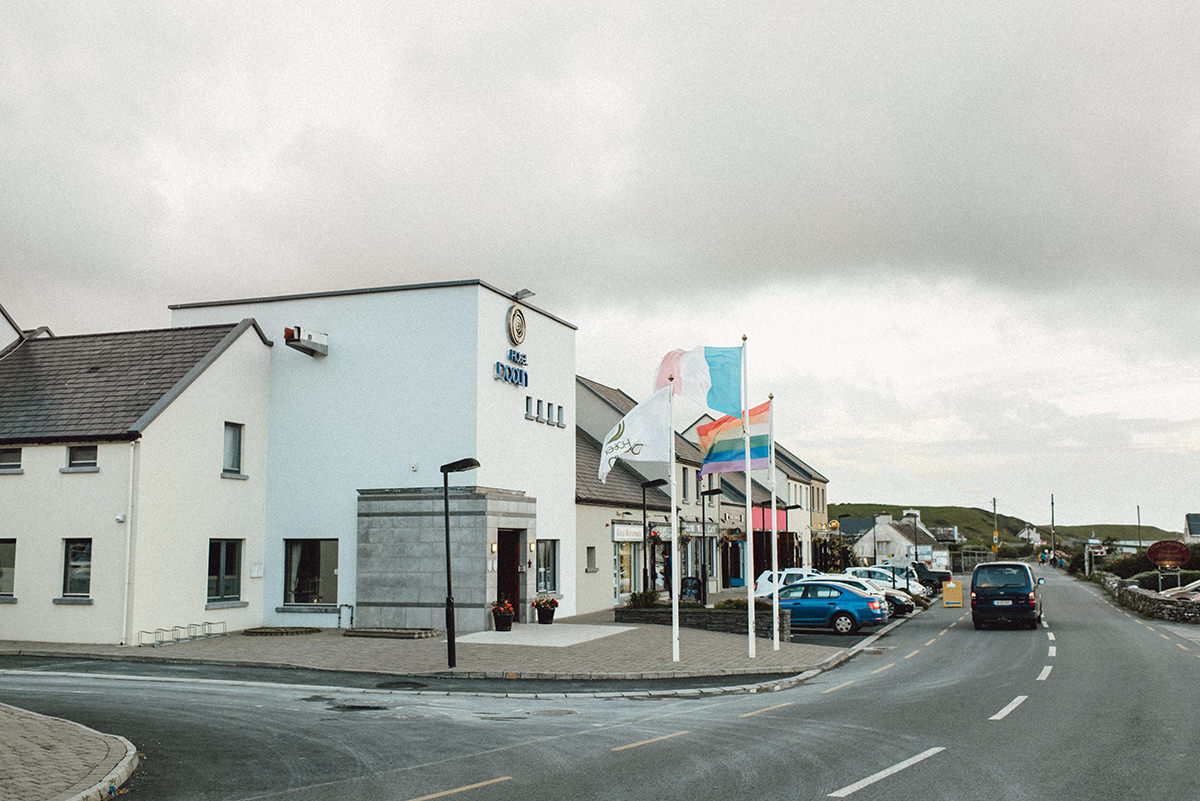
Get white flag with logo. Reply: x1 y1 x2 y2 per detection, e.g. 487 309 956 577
598 385 672 483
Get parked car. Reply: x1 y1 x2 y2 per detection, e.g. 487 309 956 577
845 566 930 598
971 561 1044 629
816 574 914 618
753 567 826 597
774 580 889 634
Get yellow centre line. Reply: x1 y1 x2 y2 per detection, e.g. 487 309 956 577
938 629 949 636
948 621 957 628
740 702 793 718
904 650 920 659
1176 643 1190 651
871 663 895 675
1161 634 1172 641
822 680 855 694
1146 625 1156 631
925 638 937 646
406 777 511 801
612 731 690 752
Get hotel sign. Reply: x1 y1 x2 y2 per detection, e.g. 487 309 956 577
495 305 530 387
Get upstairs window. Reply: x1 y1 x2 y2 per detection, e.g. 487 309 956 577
223 423 244 475
67 445 97 469
0 448 20 470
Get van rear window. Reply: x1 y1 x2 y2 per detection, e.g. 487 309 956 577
975 566 1029 588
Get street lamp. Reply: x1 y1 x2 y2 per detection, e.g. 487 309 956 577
700 488 724 604
641 478 668 593
440 457 480 669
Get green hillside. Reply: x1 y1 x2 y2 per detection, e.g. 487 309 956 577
828 504 1181 546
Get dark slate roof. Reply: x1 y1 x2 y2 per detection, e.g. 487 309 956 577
895 520 942 549
576 427 671 510
716 470 772 505
835 517 875 539
0 320 269 444
775 442 828 484
576 375 704 466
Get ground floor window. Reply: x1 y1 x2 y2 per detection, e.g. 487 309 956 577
284 539 338 604
0 539 14 595
63 539 91 596
208 539 242 601
535 539 558 593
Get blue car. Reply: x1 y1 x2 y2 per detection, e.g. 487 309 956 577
776 580 889 635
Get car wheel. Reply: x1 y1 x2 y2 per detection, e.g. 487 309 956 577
886 599 898 617
831 612 859 635
973 617 984 630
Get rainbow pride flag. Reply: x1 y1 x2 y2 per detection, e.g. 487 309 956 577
697 400 771 475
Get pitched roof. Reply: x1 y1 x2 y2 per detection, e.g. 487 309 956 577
0 320 269 444
774 441 828 483
576 427 671 510
575 375 703 466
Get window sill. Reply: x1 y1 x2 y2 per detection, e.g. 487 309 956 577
221 472 249 481
53 597 93 605
0 596 16 604
0 468 22 475
206 600 249 610
585 567 599 574
275 604 338 614
60 467 99 474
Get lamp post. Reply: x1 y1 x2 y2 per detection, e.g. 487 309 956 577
440 457 480 669
700 488 723 604
641 478 668 593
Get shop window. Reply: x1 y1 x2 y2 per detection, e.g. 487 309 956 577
0 539 14 595
63 539 91 596
67 445 97 469
284 539 338 604
536 540 559 593
223 422 244 476
208 539 242 601
0 448 20 471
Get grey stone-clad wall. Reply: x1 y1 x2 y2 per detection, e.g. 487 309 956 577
1099 572 1200 624
356 486 537 633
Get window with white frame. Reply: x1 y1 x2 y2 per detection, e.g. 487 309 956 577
0 448 20 471
536 540 559 593
223 422 244 475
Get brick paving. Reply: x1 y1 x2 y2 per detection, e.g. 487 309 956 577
0 603 855 800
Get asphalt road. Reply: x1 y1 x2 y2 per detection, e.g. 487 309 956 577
3 566 1197 800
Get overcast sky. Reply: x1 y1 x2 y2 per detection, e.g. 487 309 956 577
3 3 1198 531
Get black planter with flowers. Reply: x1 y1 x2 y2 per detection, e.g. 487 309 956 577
491 599 515 631
531 594 559 624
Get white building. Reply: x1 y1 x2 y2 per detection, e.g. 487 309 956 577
170 281 577 630
0 312 272 644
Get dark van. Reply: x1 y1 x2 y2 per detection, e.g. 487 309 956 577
971 561 1044 630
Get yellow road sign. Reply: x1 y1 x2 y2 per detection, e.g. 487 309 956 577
943 581 963 607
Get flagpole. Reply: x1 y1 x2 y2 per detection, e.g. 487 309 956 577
669 377 680 662
742 335 755 658
769 393 779 651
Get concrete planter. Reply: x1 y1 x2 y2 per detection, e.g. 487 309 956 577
614 606 791 640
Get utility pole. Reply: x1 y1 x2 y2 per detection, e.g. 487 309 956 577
1137 504 1142 551
992 497 998 556
1050 494 1055 557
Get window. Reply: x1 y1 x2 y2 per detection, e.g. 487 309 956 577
585 545 598 573
208 540 242 601
525 396 535 420
284 539 338 604
556 405 564 427
545 402 556 425
68 445 97 468
536 540 559 593
681 469 688 501
0 539 14 595
0 448 20 471
536 400 545 422
63 539 91 596
223 423 244 475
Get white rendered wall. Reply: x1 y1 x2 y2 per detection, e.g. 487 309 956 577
129 328 271 640
0 442 131 643
473 290 577 615
173 284 577 623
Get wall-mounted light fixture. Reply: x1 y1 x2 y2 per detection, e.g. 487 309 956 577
529 541 536 553
490 542 497 553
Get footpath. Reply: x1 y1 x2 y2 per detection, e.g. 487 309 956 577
0 599 896 800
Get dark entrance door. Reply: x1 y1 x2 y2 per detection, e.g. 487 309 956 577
497 530 521 609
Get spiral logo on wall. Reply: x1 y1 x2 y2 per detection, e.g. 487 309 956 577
507 305 526 346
